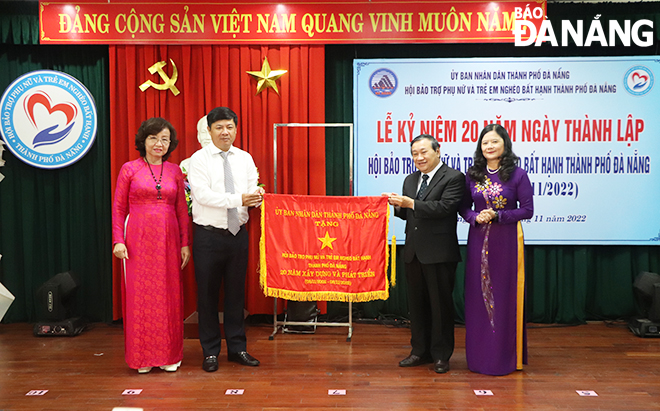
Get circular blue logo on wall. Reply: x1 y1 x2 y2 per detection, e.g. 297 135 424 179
0 70 97 169
623 66 654 96
369 68 398 97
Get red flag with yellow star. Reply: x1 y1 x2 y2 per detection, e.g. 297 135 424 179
260 194 392 302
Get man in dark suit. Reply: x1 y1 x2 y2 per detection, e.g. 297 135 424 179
387 134 465 373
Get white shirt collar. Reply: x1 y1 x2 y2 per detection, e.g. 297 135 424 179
422 160 443 181
209 144 235 156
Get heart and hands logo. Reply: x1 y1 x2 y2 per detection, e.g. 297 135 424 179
631 71 649 90
24 91 78 148
624 66 654 96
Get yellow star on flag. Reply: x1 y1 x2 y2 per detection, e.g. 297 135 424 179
246 56 287 95
318 231 337 250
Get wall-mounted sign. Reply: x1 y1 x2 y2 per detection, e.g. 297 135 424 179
0 70 97 169
354 57 660 245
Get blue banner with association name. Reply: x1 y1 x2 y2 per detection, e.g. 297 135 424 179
354 57 660 245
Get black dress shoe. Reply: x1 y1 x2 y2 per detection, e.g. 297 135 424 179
434 360 450 374
228 351 260 367
202 355 218 372
399 354 433 367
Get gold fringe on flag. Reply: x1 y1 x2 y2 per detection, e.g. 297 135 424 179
259 196 268 292
384 204 390 289
391 235 396 288
263 288 389 303
388 204 396 288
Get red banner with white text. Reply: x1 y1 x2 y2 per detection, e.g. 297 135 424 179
39 0 546 44
260 194 392 302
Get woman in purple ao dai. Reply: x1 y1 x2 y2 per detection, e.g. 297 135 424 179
459 124 534 376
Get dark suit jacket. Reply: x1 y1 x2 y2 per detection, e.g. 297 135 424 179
395 163 465 265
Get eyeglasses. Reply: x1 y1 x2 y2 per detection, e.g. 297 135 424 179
147 136 171 145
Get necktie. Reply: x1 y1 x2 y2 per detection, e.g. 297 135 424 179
417 174 429 199
220 151 240 235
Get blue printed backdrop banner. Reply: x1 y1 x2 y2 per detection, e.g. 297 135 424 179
354 57 660 245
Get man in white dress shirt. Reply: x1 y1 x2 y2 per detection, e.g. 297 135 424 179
188 107 264 372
